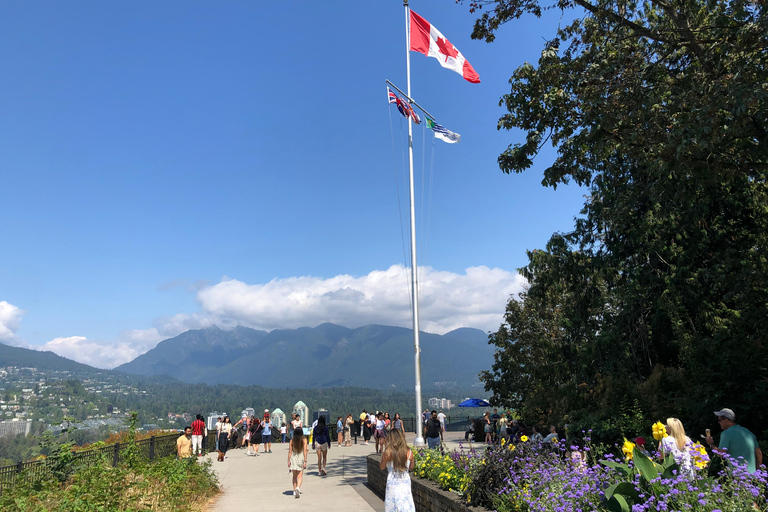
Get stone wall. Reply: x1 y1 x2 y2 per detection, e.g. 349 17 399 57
367 454 485 512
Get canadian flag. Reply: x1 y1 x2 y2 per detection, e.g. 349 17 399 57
409 10 480 84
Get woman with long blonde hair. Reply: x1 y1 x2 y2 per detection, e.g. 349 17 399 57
661 417 694 477
379 428 415 511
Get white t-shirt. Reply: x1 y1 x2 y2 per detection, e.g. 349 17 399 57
437 412 446 429
281 426 287 434
215 421 221 433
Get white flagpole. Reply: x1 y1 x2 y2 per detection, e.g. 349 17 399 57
404 0 425 448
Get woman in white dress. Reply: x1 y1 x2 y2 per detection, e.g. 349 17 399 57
287 428 308 498
379 428 415 512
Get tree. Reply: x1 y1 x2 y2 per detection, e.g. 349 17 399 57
468 0 768 439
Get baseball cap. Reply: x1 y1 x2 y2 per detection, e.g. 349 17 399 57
714 408 735 421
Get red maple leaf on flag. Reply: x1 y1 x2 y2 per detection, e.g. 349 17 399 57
436 36 459 62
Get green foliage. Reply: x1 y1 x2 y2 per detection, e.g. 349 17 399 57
472 0 768 440
39 418 78 483
0 453 219 512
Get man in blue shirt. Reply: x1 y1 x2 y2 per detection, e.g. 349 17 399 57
706 408 763 473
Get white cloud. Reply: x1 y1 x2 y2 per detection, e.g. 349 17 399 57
0 301 24 345
193 264 523 334
39 328 164 370
10 264 524 369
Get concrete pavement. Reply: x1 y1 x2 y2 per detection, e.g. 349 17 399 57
206 437 386 511
205 430 477 511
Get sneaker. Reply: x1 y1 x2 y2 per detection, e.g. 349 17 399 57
294 490 298 499
296 487 301 497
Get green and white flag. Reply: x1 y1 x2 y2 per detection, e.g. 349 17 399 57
427 118 460 144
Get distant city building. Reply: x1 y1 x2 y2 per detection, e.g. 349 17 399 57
206 412 225 431
271 408 286 430
428 398 453 410
241 407 255 419
313 408 330 425
292 401 309 427
0 419 31 438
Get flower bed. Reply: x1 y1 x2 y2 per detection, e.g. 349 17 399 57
408 427 767 512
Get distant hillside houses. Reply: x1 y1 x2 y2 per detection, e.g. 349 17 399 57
0 419 32 438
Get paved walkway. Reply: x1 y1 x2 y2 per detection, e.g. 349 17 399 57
206 436 386 511
205 430 474 511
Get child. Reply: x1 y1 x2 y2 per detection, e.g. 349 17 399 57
379 428 415 511
281 422 287 443
288 427 308 498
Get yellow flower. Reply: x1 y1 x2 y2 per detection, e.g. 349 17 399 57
692 442 709 470
510 444 516 451
622 438 635 461
500 437 507 446
520 435 529 442
652 421 668 441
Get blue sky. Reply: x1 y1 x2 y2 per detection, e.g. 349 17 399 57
0 1 585 367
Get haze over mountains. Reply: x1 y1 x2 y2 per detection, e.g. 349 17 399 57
116 323 492 388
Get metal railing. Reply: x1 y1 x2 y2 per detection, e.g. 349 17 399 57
206 416 473 449
0 433 180 491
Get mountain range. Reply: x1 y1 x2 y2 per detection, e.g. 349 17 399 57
116 323 492 388
0 323 493 390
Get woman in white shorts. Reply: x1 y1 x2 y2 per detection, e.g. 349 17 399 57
312 416 331 475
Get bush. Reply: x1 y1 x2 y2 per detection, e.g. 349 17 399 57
0 455 219 512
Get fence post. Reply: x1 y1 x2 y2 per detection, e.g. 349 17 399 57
15 461 22 474
113 442 120 467
149 436 156 461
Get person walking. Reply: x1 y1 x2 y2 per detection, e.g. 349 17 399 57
288 427 308 499
251 416 262 454
393 413 403 431
337 416 344 447
281 422 287 444
375 412 387 454
424 410 443 449
706 408 763 473
246 417 259 456
191 414 207 457
312 415 331 475
344 414 354 446
360 410 368 437
380 428 415 512
262 416 273 453
217 416 232 462
214 416 222 451
232 416 248 449
363 413 373 444
483 412 493 444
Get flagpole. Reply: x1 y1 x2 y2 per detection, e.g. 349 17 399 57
404 0 425 448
